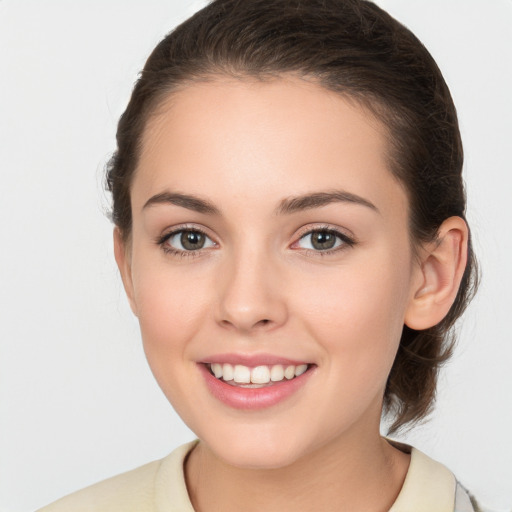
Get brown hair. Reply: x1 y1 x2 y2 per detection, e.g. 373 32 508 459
106 0 478 433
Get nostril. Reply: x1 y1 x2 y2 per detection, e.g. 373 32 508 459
219 318 272 331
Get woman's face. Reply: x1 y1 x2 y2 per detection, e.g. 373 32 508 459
120 76 422 468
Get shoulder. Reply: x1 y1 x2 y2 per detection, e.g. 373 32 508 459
36 459 162 512
387 439 483 512
36 441 198 512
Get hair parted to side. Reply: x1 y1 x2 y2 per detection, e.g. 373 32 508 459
106 0 478 433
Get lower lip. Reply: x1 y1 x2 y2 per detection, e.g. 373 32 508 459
198 364 314 410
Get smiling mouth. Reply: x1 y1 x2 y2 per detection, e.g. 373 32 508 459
206 362 312 388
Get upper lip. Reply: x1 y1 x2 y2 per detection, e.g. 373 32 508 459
199 353 312 367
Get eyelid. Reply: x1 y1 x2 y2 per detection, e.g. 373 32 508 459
156 224 218 256
156 223 211 243
291 224 356 252
155 223 355 257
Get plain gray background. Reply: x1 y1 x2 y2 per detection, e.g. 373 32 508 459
0 1 511 511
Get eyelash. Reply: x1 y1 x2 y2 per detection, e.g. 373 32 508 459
156 225 356 258
156 225 215 258
293 225 356 256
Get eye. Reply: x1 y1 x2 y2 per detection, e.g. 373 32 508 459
162 229 216 253
295 228 353 252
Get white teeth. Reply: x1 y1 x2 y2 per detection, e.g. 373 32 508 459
222 363 234 381
270 364 285 382
211 363 223 378
233 365 251 383
295 364 308 377
251 365 270 384
284 365 295 380
210 362 309 384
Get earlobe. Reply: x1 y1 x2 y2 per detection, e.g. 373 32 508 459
404 216 468 330
113 228 138 317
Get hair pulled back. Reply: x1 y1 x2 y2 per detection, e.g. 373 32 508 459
106 0 478 433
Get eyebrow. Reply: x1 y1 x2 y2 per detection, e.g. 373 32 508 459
276 190 379 215
143 192 220 215
142 189 378 216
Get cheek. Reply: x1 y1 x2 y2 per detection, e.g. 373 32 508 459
131 263 216 425
294 250 412 384
130 256 213 372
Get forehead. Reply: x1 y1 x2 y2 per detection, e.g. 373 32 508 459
132 76 406 219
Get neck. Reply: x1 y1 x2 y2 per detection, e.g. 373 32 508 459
185 425 410 512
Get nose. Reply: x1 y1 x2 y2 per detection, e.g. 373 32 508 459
215 246 288 334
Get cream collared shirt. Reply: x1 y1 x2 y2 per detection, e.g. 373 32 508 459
37 441 477 512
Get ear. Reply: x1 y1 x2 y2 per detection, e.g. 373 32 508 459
404 216 468 330
113 227 138 316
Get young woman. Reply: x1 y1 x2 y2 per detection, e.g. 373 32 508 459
38 0 482 510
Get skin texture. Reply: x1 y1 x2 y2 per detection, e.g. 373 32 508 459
114 76 468 511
